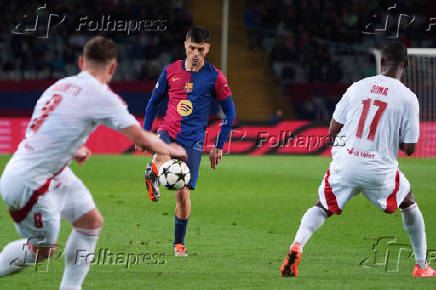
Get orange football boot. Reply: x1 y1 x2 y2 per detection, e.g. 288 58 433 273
280 242 302 277
145 162 160 201
174 244 188 257
413 265 436 277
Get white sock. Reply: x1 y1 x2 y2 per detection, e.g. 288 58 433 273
293 206 327 250
0 239 37 276
401 204 427 269
60 228 100 290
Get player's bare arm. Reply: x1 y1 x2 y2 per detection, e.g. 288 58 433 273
122 125 187 161
73 146 92 165
329 118 344 139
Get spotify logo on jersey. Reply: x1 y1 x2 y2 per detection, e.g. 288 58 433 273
177 100 193 117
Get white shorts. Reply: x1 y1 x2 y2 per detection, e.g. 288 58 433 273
318 169 410 215
0 167 95 246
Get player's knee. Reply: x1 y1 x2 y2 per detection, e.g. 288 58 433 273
315 200 333 217
31 244 57 260
175 187 190 206
73 208 104 229
91 211 104 229
399 190 416 210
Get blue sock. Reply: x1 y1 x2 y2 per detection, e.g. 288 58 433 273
174 216 189 245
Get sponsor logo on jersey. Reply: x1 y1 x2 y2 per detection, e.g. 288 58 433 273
171 77 181 82
177 100 193 117
184 82 194 93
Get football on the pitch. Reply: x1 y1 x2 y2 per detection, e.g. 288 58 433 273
158 159 191 190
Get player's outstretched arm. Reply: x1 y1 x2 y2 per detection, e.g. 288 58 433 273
122 125 187 160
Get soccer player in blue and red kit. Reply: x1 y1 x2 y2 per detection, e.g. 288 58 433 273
142 26 236 256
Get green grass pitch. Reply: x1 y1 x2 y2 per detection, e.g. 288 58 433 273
0 155 435 289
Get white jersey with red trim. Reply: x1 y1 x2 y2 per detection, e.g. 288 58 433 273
1 71 138 190
330 74 420 187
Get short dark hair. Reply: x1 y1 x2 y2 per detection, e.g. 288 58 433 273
381 41 407 64
186 26 210 43
83 36 118 64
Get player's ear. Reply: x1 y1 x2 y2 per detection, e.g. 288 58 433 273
108 59 117 76
78 56 84 71
204 43 210 54
403 59 409 69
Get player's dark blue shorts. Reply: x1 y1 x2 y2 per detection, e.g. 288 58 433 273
156 130 202 190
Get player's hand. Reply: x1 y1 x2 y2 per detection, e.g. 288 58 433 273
168 143 187 161
135 144 147 152
209 147 222 170
74 146 91 165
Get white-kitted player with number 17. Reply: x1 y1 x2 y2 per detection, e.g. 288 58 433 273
280 41 435 278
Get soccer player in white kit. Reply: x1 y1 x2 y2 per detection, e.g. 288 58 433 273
280 41 435 278
0 36 187 289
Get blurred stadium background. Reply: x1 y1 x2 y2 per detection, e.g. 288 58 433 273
0 0 435 156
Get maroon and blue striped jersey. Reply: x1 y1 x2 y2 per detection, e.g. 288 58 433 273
144 59 236 149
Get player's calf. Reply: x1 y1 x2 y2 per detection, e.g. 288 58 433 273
398 190 433 276
173 187 191 255
60 208 103 289
175 187 191 219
